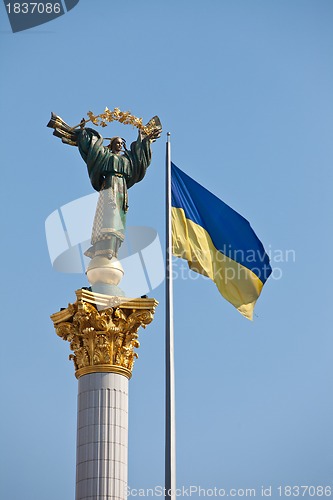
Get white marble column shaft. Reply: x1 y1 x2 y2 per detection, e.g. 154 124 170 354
76 372 128 500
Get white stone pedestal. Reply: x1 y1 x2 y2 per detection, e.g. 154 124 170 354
76 373 128 500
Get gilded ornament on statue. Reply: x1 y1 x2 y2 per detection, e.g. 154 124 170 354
50 290 158 379
84 107 157 136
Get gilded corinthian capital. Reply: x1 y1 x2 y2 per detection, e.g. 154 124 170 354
50 289 158 379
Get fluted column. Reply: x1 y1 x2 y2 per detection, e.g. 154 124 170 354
76 373 128 500
51 289 158 500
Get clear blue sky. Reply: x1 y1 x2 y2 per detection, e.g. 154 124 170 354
1 1 333 499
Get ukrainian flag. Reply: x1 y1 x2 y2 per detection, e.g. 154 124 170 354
171 163 272 320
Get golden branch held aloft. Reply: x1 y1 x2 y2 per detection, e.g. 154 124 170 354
71 107 158 136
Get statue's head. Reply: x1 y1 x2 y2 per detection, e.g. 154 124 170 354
109 136 124 154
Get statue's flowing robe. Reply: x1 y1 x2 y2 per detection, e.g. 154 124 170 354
77 128 152 259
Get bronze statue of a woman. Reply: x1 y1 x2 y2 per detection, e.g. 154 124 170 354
47 111 162 296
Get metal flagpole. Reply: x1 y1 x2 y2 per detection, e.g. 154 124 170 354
165 132 176 500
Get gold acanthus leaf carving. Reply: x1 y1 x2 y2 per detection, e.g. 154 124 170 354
55 322 75 341
51 298 156 377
